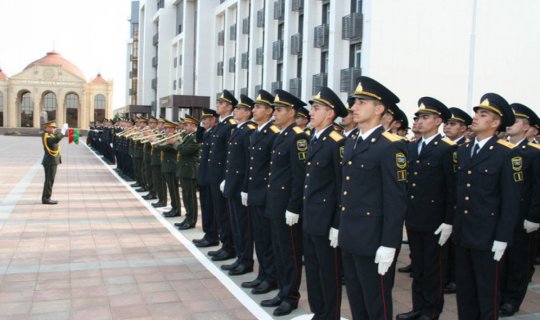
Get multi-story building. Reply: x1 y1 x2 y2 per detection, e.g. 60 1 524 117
126 1 140 106
133 0 540 119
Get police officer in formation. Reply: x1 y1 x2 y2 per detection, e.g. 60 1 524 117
150 118 167 208
156 120 181 217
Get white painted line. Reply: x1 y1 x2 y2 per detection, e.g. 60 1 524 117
83 142 274 320
0 158 42 224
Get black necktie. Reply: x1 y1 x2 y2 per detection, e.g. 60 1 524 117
419 141 427 155
353 136 363 150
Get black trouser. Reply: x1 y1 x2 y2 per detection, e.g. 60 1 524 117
303 232 342 320
501 230 537 309
42 165 58 201
144 160 153 193
251 205 276 284
133 157 143 186
152 165 166 203
270 217 302 305
342 250 394 320
455 244 500 320
228 194 253 268
407 229 446 319
209 183 233 253
179 178 197 225
163 173 180 212
445 241 456 285
199 185 218 242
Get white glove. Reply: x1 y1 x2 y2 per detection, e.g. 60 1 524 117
434 223 453 246
241 192 248 206
61 123 69 135
491 241 507 261
110 143 113 148
285 210 299 226
329 227 339 248
374 246 396 276
219 180 226 193
524 220 540 234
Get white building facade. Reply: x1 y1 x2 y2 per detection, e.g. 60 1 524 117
133 0 540 119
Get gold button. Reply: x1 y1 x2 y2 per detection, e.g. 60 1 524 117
464 210 468 214
467 170 472 175
282 186 285 190
267 184 270 188
249 177 252 180
361 164 364 168
343 191 348 196
305 185 308 188
348 161 352 165
346 176 350 180
412 183 416 187
251 157 254 160
416 160 420 164
465 196 469 201
410 195 414 199
414 172 418 176
341 207 346 211
466 183 471 188
366 212 371 216
307 162 311 166
306 173 310 177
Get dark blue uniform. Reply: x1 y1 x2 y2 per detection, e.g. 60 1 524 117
265 124 308 307
339 127 407 319
453 137 523 319
207 115 237 255
243 121 280 288
197 126 218 243
303 127 345 320
405 134 456 318
223 121 257 270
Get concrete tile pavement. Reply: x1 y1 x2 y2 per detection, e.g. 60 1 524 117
0 135 539 319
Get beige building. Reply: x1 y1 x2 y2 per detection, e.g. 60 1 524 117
0 51 113 129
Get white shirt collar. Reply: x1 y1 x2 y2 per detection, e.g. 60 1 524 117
474 135 493 151
258 119 273 132
359 125 382 140
314 125 333 139
219 114 233 123
421 133 440 146
452 135 465 143
343 128 355 137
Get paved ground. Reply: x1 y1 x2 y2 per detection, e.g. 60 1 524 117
0 135 539 320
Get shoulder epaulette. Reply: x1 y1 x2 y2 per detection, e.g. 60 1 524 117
441 137 456 146
497 139 515 149
382 131 404 142
528 142 540 150
269 125 280 133
305 128 312 135
247 123 257 130
329 131 344 142
228 118 237 125
292 126 304 134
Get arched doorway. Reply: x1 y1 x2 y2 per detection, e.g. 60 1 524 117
65 93 79 128
42 91 57 123
94 94 106 122
0 91 4 127
19 91 33 127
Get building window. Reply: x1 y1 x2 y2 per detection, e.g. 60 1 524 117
43 92 57 123
350 43 362 68
321 51 329 73
94 94 106 122
20 92 33 127
66 93 79 128
0 91 3 127
322 3 330 24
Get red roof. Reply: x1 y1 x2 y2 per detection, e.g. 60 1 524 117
92 73 108 84
0 68 7 80
24 51 86 80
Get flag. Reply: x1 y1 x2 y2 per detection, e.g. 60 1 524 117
68 129 79 144
68 128 74 143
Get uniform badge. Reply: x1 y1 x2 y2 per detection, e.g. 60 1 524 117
339 146 344 159
396 153 407 169
514 172 524 182
397 170 407 181
296 139 308 152
511 157 523 171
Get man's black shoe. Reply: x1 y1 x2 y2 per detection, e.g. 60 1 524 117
152 202 166 208
273 301 296 316
261 296 282 307
135 187 147 192
398 264 412 273
211 250 235 261
142 193 157 200
499 303 517 317
221 261 240 271
208 248 225 257
252 281 278 294
229 265 253 276
194 239 219 248
396 310 421 320
444 282 456 294
130 183 140 187
174 221 186 227
163 210 180 217
178 222 195 230
241 279 262 288
42 199 58 205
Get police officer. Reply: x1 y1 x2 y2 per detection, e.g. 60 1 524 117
453 93 523 319
240 90 279 294
260 89 308 317
499 103 540 317
339 77 407 319
193 109 220 247
204 90 237 261
303 87 348 320
342 98 359 139
444 107 472 145
221 95 257 275
41 121 68 205
142 117 158 201
157 120 181 218
296 105 312 136
174 115 201 230
149 118 167 208
397 97 456 320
